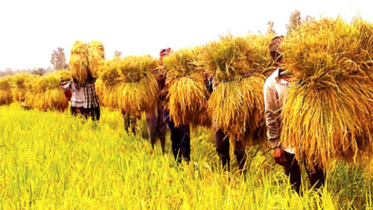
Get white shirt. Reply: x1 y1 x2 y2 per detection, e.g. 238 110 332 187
63 82 85 108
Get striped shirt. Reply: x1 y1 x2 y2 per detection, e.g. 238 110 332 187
83 82 100 109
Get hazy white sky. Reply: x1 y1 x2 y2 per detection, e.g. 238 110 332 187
0 0 372 70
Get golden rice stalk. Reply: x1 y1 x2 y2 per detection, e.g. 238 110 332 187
32 74 68 112
281 17 373 168
0 90 12 106
98 59 122 86
95 78 105 106
117 73 158 114
96 59 123 110
10 73 30 102
200 34 273 81
95 78 120 111
117 55 158 82
167 74 210 127
352 18 373 78
281 17 366 83
0 77 13 105
37 74 61 92
88 41 105 78
282 81 373 168
22 75 41 108
56 70 72 82
0 76 12 90
44 89 69 112
208 74 266 144
69 41 89 85
162 47 202 78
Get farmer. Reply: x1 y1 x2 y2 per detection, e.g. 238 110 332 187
264 36 325 194
82 75 100 121
207 74 246 171
159 48 191 163
144 50 168 153
62 77 85 116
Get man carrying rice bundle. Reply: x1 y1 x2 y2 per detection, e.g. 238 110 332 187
200 35 271 171
82 75 101 121
69 40 102 121
267 18 373 194
144 49 170 153
264 36 325 194
62 77 85 116
159 48 194 163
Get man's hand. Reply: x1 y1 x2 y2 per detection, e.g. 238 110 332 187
273 146 287 166
158 89 167 100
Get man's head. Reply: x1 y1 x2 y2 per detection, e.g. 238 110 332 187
269 36 284 64
159 48 172 65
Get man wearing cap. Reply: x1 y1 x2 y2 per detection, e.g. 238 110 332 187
144 48 169 153
159 48 191 163
264 36 325 194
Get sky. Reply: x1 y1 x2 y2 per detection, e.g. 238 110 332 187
0 0 372 70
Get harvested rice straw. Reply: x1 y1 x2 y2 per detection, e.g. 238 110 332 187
352 18 373 78
22 75 41 108
96 59 122 110
200 34 273 81
118 73 158 114
162 47 210 126
162 47 202 78
281 17 373 168
166 74 209 127
207 74 266 144
69 41 89 85
88 41 105 78
0 76 13 106
56 70 72 83
12 73 31 102
200 34 271 143
105 56 158 114
34 74 68 112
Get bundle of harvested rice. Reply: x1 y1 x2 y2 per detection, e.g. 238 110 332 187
56 70 72 83
34 74 68 112
200 34 272 143
117 56 158 113
162 47 210 127
96 59 122 110
22 75 41 108
208 75 265 144
201 34 273 81
69 41 89 85
98 56 158 114
88 41 105 78
280 17 373 168
0 76 13 105
12 73 31 102
117 73 157 114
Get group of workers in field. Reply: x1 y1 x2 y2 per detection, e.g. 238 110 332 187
62 37 325 194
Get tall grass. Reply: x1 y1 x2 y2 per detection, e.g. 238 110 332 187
0 104 372 209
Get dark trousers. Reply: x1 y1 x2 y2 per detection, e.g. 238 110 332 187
146 106 167 153
124 113 137 135
70 107 85 116
83 106 100 121
165 110 190 163
281 152 325 194
215 129 246 171
121 110 140 135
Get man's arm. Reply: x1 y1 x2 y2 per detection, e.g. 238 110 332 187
263 80 281 148
61 82 71 91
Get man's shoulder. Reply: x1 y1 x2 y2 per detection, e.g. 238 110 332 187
264 68 280 87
